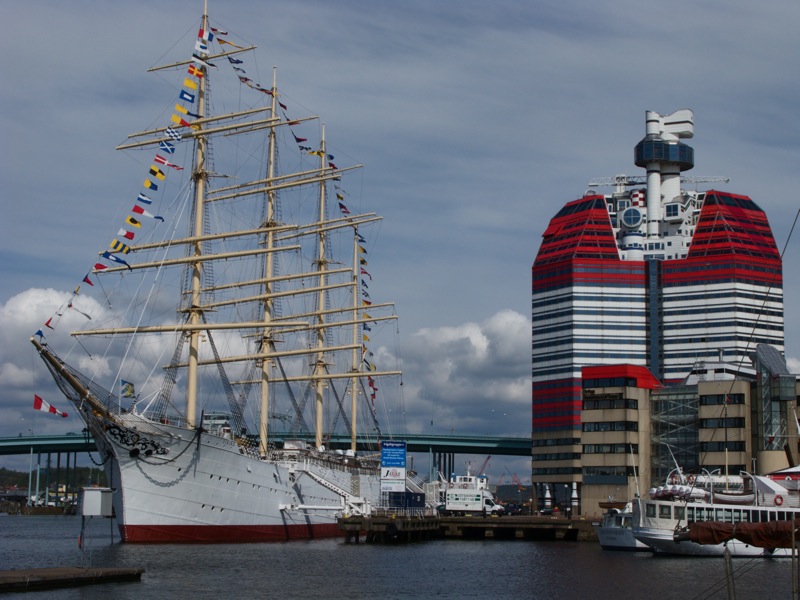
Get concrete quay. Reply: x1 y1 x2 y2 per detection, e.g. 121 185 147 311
339 514 598 544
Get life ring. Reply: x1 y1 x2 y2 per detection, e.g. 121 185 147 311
786 476 792 482
461 484 468 489
688 475 695 485
448 483 454 489
775 495 784 506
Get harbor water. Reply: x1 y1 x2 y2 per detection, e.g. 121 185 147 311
0 515 795 599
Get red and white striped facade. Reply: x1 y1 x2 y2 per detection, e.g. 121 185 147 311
531 110 784 483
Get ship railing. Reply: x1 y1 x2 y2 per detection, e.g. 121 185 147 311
405 472 427 494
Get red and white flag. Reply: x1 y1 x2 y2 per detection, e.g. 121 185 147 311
33 394 68 418
154 154 184 170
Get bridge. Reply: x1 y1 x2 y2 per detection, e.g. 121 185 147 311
0 433 531 507
0 432 532 458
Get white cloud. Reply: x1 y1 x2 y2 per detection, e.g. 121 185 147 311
395 310 531 437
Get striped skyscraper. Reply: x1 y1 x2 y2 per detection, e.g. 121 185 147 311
531 110 784 498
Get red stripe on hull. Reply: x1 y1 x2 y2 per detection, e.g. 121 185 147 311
120 522 342 543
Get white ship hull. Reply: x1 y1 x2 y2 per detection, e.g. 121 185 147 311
99 413 379 543
595 524 650 551
594 506 650 551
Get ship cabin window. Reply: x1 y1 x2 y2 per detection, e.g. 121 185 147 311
694 507 705 521
646 503 656 518
665 203 680 219
674 506 685 521
659 504 672 519
715 509 733 523
687 507 695 522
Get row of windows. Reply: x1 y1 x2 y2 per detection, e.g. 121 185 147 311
531 453 581 461
532 438 581 447
534 316 646 328
702 464 746 474
699 417 745 429
582 466 631 477
704 193 763 212
664 320 784 333
582 421 638 432
700 394 744 406
663 289 782 305
663 334 783 351
583 444 637 454
533 292 647 305
582 378 638 389
532 425 580 434
532 261 781 288
583 397 639 410
532 339 648 352
531 467 582 476
647 505 794 526
533 357 649 378
552 197 607 219
663 305 784 320
663 273 782 287
699 441 746 452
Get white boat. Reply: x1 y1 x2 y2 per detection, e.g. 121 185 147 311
594 501 650 551
31 5 402 543
633 472 798 556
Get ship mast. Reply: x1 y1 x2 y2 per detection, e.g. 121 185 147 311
350 230 360 452
258 67 279 457
314 127 329 450
185 9 211 429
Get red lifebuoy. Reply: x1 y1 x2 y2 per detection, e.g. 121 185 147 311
775 495 784 506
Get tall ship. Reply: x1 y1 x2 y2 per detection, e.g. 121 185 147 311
30 5 403 542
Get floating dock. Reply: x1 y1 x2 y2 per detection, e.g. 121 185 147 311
339 514 597 544
0 567 144 593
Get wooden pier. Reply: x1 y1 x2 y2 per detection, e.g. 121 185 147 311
339 514 598 544
0 567 144 593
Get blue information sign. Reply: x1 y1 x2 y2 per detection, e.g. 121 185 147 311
380 441 407 468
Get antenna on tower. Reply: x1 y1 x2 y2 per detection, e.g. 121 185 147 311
587 174 730 192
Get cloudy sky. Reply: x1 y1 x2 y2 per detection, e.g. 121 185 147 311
2 0 799 479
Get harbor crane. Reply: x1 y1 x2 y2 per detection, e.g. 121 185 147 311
475 455 491 477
